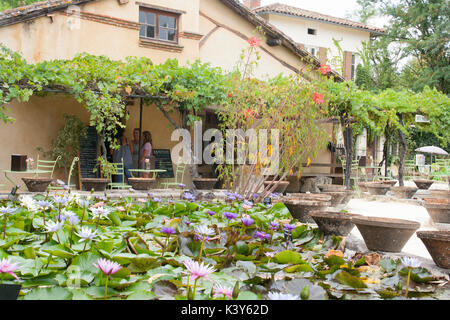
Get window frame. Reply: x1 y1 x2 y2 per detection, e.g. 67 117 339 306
307 28 317 35
139 7 180 44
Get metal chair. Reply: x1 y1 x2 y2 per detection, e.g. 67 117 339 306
36 155 61 178
48 157 79 191
108 158 131 190
161 163 187 189
339 156 360 185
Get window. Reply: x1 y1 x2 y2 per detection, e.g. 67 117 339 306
139 7 178 43
307 28 317 35
306 46 318 57
351 54 356 80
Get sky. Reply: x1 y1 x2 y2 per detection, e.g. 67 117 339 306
257 0 388 28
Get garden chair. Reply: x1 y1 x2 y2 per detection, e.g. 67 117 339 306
404 159 418 181
36 155 61 178
108 159 132 190
161 163 187 189
48 157 79 191
339 156 360 186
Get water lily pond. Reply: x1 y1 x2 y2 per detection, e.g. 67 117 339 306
0 191 447 300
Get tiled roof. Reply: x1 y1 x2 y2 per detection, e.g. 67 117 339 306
254 2 385 35
0 0 94 27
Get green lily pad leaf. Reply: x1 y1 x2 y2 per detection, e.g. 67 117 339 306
42 244 76 259
70 251 103 274
152 280 178 299
377 289 399 299
236 260 256 275
234 254 256 261
0 235 24 249
275 250 305 265
379 258 398 273
399 267 433 283
236 290 259 300
335 270 367 289
109 212 122 226
86 286 119 299
127 291 156 300
127 255 160 273
324 255 346 267
235 241 250 255
284 263 314 273
23 287 73 300
291 225 307 239
69 288 93 300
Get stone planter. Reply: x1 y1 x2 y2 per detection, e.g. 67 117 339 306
263 181 290 194
81 178 109 192
416 231 450 269
317 184 346 192
429 189 450 199
413 179 434 190
310 210 358 236
0 284 21 300
283 196 331 223
377 180 397 187
423 200 450 224
192 178 218 190
21 177 53 192
352 216 420 253
341 190 355 205
128 178 155 190
358 182 369 192
322 191 347 207
365 183 391 195
287 193 332 202
390 186 418 199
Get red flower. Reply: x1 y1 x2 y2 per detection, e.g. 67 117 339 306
248 36 260 47
313 93 324 104
244 109 256 119
319 64 331 75
228 93 233 97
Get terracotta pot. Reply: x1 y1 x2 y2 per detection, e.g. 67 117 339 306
310 210 358 236
390 186 418 199
283 197 331 223
128 178 155 190
352 216 420 253
287 193 332 202
192 178 218 190
416 231 450 269
341 190 355 205
317 184 346 192
413 179 434 190
423 200 450 224
263 181 290 194
429 189 450 199
365 183 391 195
322 191 347 207
0 284 21 300
21 177 53 192
81 178 109 192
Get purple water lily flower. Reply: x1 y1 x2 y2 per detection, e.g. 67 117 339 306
255 231 271 241
283 224 296 231
77 199 90 208
185 220 192 226
152 197 162 203
270 221 280 231
36 200 53 210
207 210 216 216
53 196 68 206
252 193 260 199
241 216 254 227
182 192 196 202
160 226 176 235
0 207 16 215
178 183 186 189
243 200 253 210
223 211 237 221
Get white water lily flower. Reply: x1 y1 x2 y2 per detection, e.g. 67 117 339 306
20 195 39 213
44 220 64 233
76 226 98 241
194 224 215 236
401 256 422 268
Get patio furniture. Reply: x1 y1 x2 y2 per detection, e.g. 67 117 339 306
48 157 79 191
129 169 167 179
108 159 132 190
161 163 187 189
36 155 61 179
404 159 418 180
339 157 360 185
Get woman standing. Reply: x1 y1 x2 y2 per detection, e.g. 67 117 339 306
140 131 153 178
131 128 140 169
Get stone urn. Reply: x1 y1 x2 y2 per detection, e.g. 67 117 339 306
357 182 369 193
287 193 332 202
283 195 331 223
429 189 450 199
321 191 347 207
192 177 218 190
81 178 109 192
377 180 397 187
317 184 346 192
0 284 21 300
310 210 359 236
21 177 53 192
365 183 391 195
128 178 155 190
416 231 450 269
263 180 290 194
413 179 434 190
390 186 418 199
341 190 355 205
352 216 420 253
423 199 450 224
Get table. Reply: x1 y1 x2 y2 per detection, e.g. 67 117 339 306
3 169 52 186
361 165 383 181
128 169 167 178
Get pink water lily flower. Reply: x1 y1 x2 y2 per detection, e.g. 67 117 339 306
183 259 215 281
213 283 233 299
92 201 104 208
0 258 20 280
93 258 122 275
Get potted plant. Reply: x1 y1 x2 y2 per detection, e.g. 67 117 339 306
21 177 53 192
413 179 434 190
365 183 392 195
81 157 112 192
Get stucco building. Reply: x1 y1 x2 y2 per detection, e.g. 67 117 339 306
0 0 344 189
